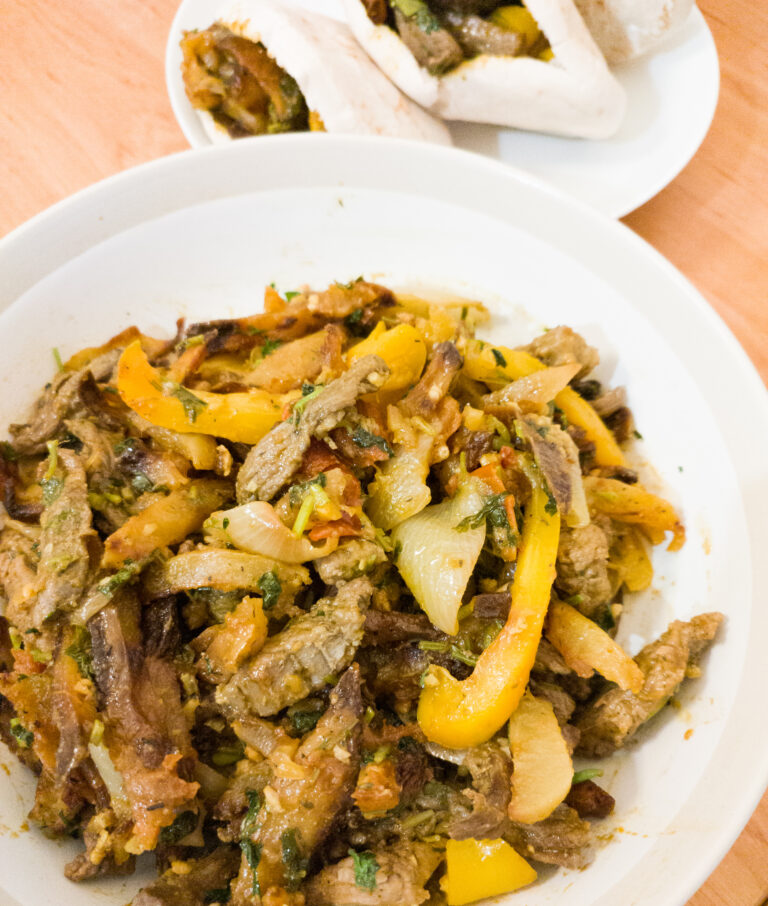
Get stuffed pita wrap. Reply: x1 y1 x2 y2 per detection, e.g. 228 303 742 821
180 0 451 145
343 0 626 139
573 0 695 64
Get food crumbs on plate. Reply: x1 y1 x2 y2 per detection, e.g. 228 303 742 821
684 728 694 740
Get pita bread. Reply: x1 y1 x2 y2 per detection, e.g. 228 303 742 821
196 0 451 145
573 0 694 64
342 0 626 139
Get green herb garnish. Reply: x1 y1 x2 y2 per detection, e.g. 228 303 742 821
171 385 208 423
65 626 94 681
240 840 262 897
9 718 33 749
456 493 515 543
572 768 604 785
349 849 380 891
258 571 282 610
159 810 197 844
491 348 507 368
281 828 309 891
351 426 393 457
241 790 262 836
261 338 282 357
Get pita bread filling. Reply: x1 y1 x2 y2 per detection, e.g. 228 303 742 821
371 0 553 74
181 25 326 138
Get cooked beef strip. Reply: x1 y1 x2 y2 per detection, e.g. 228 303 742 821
555 522 612 618
529 679 577 726
565 780 615 819
576 612 724 757
505 803 596 869
216 578 372 719
235 355 389 503
517 417 583 518
399 342 463 419
305 841 442 906
10 350 121 455
444 11 524 56
393 8 464 75
523 326 599 380
362 610 443 646
132 846 240 906
230 666 363 899
590 385 627 418
448 742 512 840
471 591 511 620
142 596 181 659
20 449 98 630
315 538 388 587
362 0 389 24
604 406 634 444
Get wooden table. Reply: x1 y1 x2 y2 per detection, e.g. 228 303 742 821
1 1 766 903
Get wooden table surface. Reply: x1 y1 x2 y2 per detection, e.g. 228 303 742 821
1 1 767 903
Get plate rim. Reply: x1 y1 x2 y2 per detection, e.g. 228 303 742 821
0 134 766 906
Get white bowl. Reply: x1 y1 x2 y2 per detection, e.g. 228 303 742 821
1 135 766 906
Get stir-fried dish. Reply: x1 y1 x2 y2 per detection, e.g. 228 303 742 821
363 0 555 74
182 25 323 138
0 279 721 906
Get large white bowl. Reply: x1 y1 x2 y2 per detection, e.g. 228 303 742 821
0 136 766 906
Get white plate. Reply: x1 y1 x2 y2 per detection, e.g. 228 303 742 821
1 137 766 906
165 0 719 218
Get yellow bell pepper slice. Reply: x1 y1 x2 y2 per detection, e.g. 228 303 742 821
417 482 560 748
490 5 541 49
440 838 537 905
464 341 626 467
347 323 426 392
116 341 292 444
584 476 685 551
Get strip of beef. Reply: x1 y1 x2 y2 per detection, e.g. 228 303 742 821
236 355 389 503
305 841 442 906
132 846 240 906
362 610 443 646
90 595 199 847
523 326 599 380
398 342 463 419
555 521 612 618
393 8 464 75
0 450 42 522
576 612 723 757
231 666 363 901
21 449 98 630
448 742 512 840
9 350 121 454
315 538 388 587
444 11 525 56
565 780 615 819
505 803 596 869
518 417 585 519
0 513 41 630
216 578 372 719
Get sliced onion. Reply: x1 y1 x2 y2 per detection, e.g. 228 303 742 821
205 501 338 563
88 741 129 810
501 363 581 407
392 482 486 635
366 433 433 531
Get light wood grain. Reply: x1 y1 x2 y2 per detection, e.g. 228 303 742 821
0 1 766 903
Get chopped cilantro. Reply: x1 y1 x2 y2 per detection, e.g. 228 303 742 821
284 291 300 302
171 384 208 423
291 383 324 422
349 849 380 891
281 828 309 891
241 790 262 836
572 768 604 785
301 382 316 396
455 493 515 542
633 429 643 440
461 305 468 320
258 571 282 610
544 488 559 516
289 473 327 507
240 840 262 897
344 308 368 337
491 348 507 368
113 437 141 455
65 626 94 681
97 560 141 600
9 718 33 748
595 604 615 632
130 472 154 495
288 705 323 736
351 426 393 457
336 276 363 290
159 810 197 844
261 338 282 357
